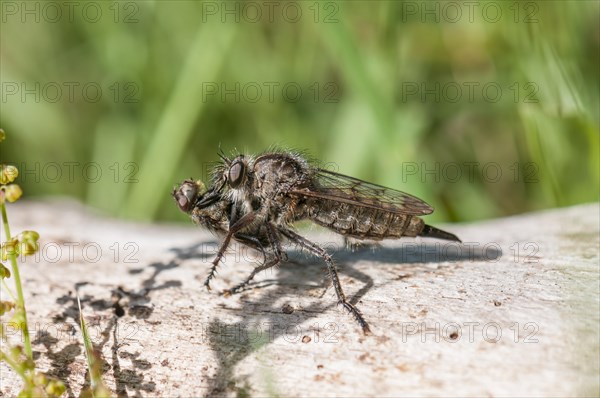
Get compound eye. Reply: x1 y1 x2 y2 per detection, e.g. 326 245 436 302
174 181 198 213
228 161 245 188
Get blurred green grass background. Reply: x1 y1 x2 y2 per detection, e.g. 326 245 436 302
1 0 598 223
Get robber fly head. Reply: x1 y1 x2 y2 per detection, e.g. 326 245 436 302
172 179 222 213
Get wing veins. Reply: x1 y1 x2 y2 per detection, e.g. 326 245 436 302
290 169 433 216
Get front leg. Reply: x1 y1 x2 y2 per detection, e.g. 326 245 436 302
223 222 285 296
204 212 256 291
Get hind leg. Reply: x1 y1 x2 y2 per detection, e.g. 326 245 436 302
279 227 371 335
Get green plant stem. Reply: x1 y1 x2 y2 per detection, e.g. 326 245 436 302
0 349 26 378
78 296 96 389
1 202 32 359
1 278 17 301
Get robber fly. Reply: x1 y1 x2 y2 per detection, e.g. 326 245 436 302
173 149 460 335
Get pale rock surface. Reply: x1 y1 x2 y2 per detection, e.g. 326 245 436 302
0 200 598 397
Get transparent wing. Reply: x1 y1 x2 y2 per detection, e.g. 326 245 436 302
290 168 433 216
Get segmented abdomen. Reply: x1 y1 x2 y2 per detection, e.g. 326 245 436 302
301 199 424 240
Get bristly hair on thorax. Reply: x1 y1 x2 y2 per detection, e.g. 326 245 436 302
210 145 317 185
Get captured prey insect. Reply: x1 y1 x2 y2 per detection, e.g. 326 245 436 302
173 149 461 335
173 179 283 287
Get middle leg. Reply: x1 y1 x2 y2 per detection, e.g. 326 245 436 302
223 222 286 296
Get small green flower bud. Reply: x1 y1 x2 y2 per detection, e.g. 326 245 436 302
93 385 113 398
22 357 36 371
0 263 10 278
46 380 67 396
4 184 22 202
19 240 39 256
9 345 23 360
0 164 18 184
16 231 39 256
18 388 34 398
1 239 19 260
10 309 26 329
20 230 40 242
33 372 48 386
27 386 47 397
0 300 15 316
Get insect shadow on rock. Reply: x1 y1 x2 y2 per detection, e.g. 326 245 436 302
173 149 461 335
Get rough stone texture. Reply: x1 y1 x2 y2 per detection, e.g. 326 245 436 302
1 200 598 397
